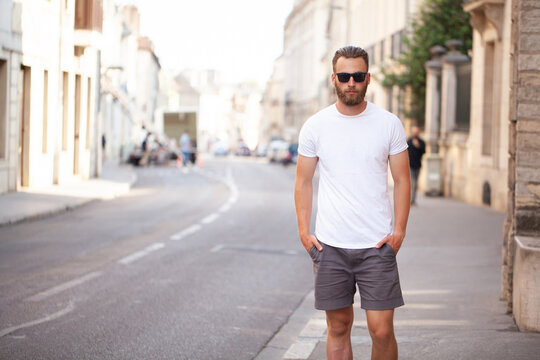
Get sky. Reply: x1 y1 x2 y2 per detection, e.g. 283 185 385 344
118 0 294 86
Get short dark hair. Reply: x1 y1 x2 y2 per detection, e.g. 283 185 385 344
332 46 369 72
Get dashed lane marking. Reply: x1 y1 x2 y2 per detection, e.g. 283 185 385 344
170 224 202 241
25 271 103 302
210 244 225 253
118 242 166 265
168 166 239 247
201 212 220 224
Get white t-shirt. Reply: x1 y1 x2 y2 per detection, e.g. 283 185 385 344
298 102 408 249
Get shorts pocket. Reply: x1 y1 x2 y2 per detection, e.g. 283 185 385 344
385 243 396 257
309 245 322 263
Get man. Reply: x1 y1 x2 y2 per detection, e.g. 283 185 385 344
294 46 410 360
407 125 425 206
179 130 191 166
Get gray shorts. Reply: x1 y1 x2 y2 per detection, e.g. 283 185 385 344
309 241 404 311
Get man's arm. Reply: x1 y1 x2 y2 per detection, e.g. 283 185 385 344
376 150 411 254
294 155 322 252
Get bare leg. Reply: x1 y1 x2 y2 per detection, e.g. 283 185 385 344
366 309 397 360
326 305 354 360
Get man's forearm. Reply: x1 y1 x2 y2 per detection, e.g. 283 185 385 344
393 178 410 234
294 181 313 238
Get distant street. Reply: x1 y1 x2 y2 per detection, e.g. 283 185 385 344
0 158 313 359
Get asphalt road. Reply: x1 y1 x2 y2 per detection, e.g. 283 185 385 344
0 158 313 359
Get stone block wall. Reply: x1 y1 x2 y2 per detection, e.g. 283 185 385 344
503 0 540 331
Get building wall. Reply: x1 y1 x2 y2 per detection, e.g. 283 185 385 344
0 0 101 192
502 0 540 330
348 0 420 113
462 0 512 211
260 56 285 147
0 0 22 194
283 0 331 142
100 2 162 163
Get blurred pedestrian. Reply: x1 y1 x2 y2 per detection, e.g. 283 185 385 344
294 46 410 360
101 134 106 161
180 130 191 166
140 133 151 166
407 125 426 206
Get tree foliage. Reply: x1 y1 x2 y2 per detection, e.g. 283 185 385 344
382 0 472 126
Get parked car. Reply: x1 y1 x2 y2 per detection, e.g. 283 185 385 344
235 144 251 156
267 139 289 163
255 145 268 157
214 145 229 156
283 143 298 165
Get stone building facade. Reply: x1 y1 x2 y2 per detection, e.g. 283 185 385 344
0 0 102 193
502 0 540 332
458 0 512 212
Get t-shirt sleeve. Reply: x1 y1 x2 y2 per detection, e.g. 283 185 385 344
298 119 318 157
389 116 408 155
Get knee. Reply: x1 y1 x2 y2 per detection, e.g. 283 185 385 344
327 317 353 338
369 324 394 345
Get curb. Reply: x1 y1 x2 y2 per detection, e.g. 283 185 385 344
0 168 137 227
255 290 319 360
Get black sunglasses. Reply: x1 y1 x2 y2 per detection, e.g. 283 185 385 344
336 71 368 83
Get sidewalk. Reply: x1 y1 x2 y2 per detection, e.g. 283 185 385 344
0 161 137 227
256 195 540 360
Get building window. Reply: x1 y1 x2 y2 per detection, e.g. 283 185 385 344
366 45 375 66
74 75 81 175
20 66 31 187
86 78 91 149
391 31 402 59
62 72 69 151
43 70 49 153
0 60 7 159
482 42 494 156
456 64 471 131
400 29 407 54
380 39 385 63
387 86 393 113
75 0 103 32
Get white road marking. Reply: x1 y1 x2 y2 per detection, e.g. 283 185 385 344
25 271 103 302
0 302 75 338
170 224 202 241
201 212 220 224
219 203 232 213
118 242 166 265
210 244 225 253
403 289 452 295
169 166 240 252
283 340 318 360
403 303 445 310
299 318 327 337
353 319 470 327
394 319 471 326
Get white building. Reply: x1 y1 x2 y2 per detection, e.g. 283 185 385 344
259 56 286 147
282 0 332 142
100 3 162 162
0 0 102 193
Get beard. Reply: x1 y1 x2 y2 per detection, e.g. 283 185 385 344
334 82 367 106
